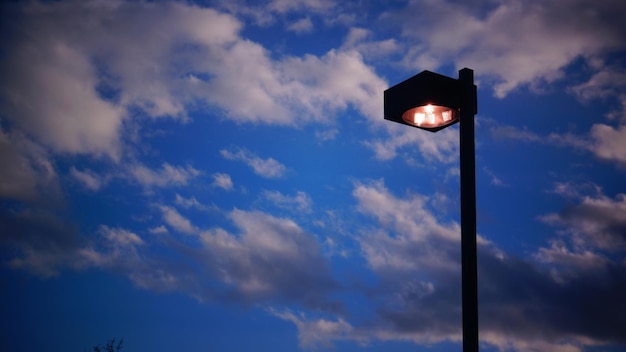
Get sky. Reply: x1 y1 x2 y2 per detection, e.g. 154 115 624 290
1 0 625 351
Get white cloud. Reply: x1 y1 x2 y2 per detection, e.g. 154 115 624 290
353 179 461 274
386 0 626 97
568 66 626 167
589 124 626 167
535 239 610 277
218 0 335 26
129 163 200 188
78 226 146 272
197 46 387 126
367 124 459 162
279 49 386 124
0 0 245 202
268 0 334 14
0 35 124 159
314 128 338 142
549 181 602 199
270 309 360 348
479 331 584 352
160 206 197 234
70 167 105 191
288 17 313 33
490 122 626 168
342 27 400 61
101 225 144 246
570 66 626 104
84 206 338 309
149 225 168 235
221 147 286 178
76 226 183 292
174 194 209 211
211 173 234 190
194 209 337 307
569 65 626 122
483 167 508 187
263 190 312 212
0 0 389 199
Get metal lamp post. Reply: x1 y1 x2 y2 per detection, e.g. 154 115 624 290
384 68 478 352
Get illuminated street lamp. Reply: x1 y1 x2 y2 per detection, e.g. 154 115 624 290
384 68 479 352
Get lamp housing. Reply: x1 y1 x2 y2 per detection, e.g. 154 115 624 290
384 70 461 132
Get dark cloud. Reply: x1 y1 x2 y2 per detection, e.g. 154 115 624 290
479 250 626 345
369 247 626 350
559 199 626 250
344 181 626 351
541 191 626 254
0 206 80 276
376 274 461 339
0 129 59 202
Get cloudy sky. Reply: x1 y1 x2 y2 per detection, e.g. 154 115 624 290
1 0 625 351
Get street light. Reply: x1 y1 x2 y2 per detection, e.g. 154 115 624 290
384 68 478 352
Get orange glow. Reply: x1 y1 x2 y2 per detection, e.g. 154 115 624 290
401 104 459 130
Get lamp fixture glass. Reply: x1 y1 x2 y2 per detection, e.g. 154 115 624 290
401 104 459 130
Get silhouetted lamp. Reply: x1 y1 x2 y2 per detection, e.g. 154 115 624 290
384 68 479 352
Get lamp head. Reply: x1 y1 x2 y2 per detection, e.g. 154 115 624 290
384 70 461 132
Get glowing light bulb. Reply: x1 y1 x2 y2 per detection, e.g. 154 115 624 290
414 112 426 125
427 112 435 124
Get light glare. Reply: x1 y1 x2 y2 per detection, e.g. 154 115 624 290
401 104 459 131
414 112 425 124
427 112 435 124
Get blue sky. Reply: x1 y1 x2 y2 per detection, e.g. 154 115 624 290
1 0 625 351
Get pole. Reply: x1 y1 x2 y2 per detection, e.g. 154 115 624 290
459 68 478 352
